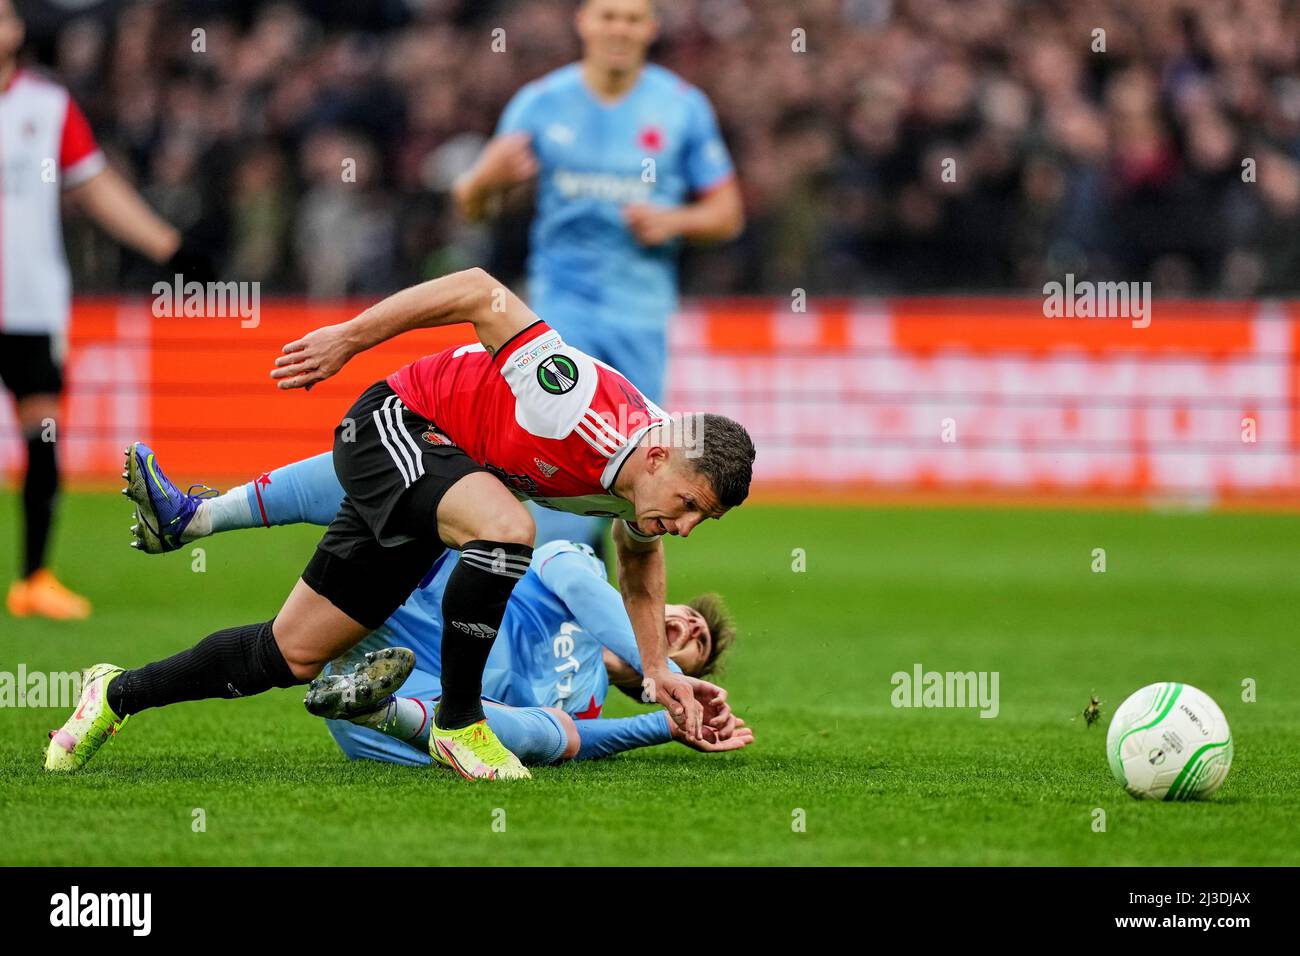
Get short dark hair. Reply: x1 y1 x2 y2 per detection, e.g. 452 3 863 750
687 592 736 678
686 413 755 509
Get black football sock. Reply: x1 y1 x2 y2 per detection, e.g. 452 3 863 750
22 428 58 578
107 620 301 717
435 540 533 729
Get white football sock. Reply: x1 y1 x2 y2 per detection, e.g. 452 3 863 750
186 486 256 540
353 696 429 744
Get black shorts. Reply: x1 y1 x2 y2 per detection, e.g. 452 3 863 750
0 333 64 400
301 380 488 629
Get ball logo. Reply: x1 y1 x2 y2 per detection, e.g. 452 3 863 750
1147 748 1166 766
537 355 579 395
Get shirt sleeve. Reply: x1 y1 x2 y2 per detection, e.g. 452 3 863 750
683 88 734 195
59 96 106 189
538 547 682 676
496 80 543 138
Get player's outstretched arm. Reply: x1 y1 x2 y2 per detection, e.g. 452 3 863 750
67 167 183 266
271 268 536 391
613 521 708 740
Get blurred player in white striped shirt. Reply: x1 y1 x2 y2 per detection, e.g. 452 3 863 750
1 0 210 619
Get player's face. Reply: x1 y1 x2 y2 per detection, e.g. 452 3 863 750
632 450 726 539
665 603 711 676
0 0 24 64
577 0 658 75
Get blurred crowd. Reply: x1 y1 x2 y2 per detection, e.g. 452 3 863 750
31 0 1300 296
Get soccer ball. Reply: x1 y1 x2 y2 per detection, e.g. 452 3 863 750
1106 682 1233 801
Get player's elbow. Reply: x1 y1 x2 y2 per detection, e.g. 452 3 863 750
460 267 498 296
445 267 502 325
699 182 745 243
718 201 745 241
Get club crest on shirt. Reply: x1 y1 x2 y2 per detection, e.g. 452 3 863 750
638 125 664 152
537 354 579 394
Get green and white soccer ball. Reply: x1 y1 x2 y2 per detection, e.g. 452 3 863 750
1106 682 1233 801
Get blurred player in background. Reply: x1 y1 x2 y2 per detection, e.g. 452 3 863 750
0 0 208 620
453 0 744 552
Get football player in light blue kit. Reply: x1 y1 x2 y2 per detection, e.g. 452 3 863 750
131 449 750 767
453 0 744 551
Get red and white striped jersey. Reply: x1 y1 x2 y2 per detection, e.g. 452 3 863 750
388 320 668 538
0 69 105 334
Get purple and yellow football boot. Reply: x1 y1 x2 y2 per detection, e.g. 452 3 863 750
122 442 217 554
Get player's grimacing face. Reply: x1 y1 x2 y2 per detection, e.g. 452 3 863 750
577 0 657 73
665 603 711 675
633 450 726 539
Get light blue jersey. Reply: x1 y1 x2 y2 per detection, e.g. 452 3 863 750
499 62 734 401
360 539 678 719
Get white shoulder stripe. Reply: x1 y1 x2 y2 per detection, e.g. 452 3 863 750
584 410 627 446
574 420 617 458
579 413 623 454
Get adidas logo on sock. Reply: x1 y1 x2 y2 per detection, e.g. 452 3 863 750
451 621 498 639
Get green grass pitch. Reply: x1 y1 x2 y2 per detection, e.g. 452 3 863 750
1 491 1297 866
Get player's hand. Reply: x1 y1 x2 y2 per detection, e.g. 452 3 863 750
685 676 736 740
671 716 754 753
645 668 705 741
272 323 355 390
476 132 539 189
623 204 682 247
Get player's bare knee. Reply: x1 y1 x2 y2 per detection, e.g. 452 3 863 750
545 708 580 761
271 623 327 680
477 507 535 549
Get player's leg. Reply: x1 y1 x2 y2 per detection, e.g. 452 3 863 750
43 575 370 772
3 332 89 620
424 471 536 778
15 394 65 585
328 695 576 768
313 379 534 779
126 447 344 552
321 664 438 767
44 385 441 772
429 472 534 729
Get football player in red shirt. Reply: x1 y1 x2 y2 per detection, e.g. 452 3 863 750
49 267 755 781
